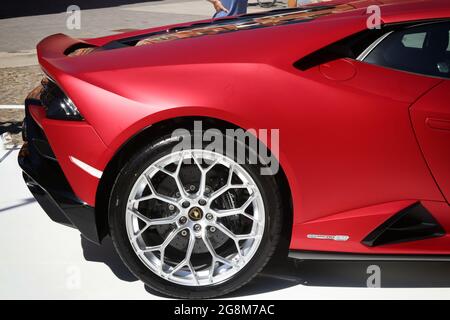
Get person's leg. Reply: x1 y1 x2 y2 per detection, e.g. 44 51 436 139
235 0 248 15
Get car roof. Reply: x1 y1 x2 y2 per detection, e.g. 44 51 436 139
311 0 450 23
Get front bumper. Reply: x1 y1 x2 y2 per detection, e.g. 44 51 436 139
18 102 101 244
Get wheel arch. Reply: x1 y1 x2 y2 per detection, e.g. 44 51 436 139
95 116 293 254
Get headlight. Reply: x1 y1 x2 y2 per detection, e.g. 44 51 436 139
40 78 83 121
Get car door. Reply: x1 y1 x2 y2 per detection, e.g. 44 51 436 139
356 21 450 201
411 80 450 203
360 20 450 203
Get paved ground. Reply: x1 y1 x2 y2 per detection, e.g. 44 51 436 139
1 149 450 299
0 65 43 104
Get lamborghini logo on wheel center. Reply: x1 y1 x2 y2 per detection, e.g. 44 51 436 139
188 207 203 221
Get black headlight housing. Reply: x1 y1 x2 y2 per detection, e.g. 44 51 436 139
40 78 83 121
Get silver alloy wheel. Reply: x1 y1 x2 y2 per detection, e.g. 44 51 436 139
125 150 265 286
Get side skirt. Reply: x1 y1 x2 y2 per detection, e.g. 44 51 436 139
289 250 450 262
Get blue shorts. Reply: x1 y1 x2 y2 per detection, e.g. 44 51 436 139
213 0 248 18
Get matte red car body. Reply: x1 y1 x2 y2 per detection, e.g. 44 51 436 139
29 0 450 255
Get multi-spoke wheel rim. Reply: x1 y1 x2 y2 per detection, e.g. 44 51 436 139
126 150 265 286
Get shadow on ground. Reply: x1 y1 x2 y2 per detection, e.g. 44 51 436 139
0 197 36 213
81 236 138 282
1 0 163 19
80 235 450 297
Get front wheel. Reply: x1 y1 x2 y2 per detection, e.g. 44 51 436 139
108 132 283 298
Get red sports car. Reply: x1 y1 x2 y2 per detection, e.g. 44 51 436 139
19 0 450 298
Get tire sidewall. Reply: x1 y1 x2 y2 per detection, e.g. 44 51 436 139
108 132 283 298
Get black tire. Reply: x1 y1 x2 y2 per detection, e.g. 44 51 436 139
108 130 284 299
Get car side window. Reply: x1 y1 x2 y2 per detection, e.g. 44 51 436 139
362 22 450 78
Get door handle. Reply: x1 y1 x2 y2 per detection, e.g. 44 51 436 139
426 118 450 131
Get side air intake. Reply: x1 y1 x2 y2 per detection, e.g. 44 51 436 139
362 203 445 247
